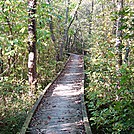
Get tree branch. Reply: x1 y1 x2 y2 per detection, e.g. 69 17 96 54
67 0 82 31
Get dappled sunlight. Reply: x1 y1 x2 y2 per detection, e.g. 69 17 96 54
64 72 82 76
28 54 85 133
52 83 82 97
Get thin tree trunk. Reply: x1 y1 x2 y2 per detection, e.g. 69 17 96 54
115 0 123 69
0 48 3 74
64 0 70 51
59 0 70 60
2 1 15 74
88 0 94 36
124 40 130 64
115 0 124 101
60 0 82 59
65 0 82 51
47 0 60 62
68 35 71 52
28 0 37 93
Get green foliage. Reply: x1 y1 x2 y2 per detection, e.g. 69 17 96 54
85 59 134 133
84 0 134 133
0 0 133 133
0 0 66 133
0 77 33 134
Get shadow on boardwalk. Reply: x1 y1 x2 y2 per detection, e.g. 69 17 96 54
26 54 87 134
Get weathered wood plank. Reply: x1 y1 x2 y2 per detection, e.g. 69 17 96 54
20 56 71 134
20 54 92 134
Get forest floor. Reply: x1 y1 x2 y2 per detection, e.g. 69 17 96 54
27 54 86 134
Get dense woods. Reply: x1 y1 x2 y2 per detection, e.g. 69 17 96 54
0 0 133 133
84 0 134 133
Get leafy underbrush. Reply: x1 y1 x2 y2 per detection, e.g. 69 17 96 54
85 56 134 134
0 77 34 134
0 55 66 133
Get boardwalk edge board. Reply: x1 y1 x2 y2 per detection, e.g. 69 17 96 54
20 55 71 134
81 85 92 134
81 58 92 134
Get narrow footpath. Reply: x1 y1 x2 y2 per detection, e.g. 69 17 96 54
27 54 86 134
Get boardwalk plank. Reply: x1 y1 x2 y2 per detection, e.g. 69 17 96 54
21 54 92 134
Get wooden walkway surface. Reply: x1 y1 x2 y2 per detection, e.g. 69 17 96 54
21 54 92 134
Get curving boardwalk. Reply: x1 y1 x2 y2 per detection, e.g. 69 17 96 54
22 54 91 134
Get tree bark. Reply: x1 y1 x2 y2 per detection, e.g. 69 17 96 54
64 0 70 51
115 0 124 101
2 0 15 74
88 0 94 36
0 48 3 74
46 0 60 61
60 0 82 59
59 0 70 60
28 0 37 92
124 40 130 64
65 0 82 50
115 0 123 68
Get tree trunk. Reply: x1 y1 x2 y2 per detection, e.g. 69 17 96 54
47 0 60 61
64 0 70 51
59 0 70 60
115 0 123 69
124 40 130 64
28 0 37 93
115 0 124 100
0 48 3 74
88 0 94 36
2 1 15 74
60 0 82 59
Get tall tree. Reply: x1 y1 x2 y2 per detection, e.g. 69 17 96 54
0 47 3 74
115 0 123 68
28 0 37 92
1 0 15 75
64 0 70 51
59 0 70 60
59 0 82 59
46 0 60 61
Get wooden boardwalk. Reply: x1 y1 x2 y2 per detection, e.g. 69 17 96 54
21 54 92 134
